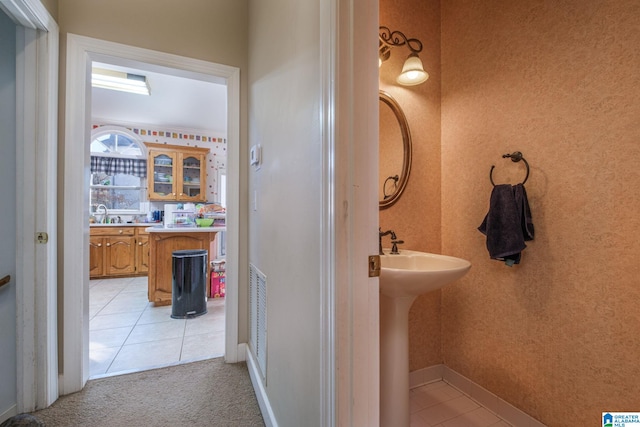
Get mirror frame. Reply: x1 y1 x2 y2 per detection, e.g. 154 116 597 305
379 90 412 209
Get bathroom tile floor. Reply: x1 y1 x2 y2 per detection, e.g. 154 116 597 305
89 276 225 379
410 381 512 427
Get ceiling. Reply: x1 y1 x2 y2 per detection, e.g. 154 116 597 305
91 62 227 134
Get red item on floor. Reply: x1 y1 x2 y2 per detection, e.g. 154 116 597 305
210 271 225 298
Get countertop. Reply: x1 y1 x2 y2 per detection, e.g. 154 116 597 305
145 226 226 233
90 223 157 227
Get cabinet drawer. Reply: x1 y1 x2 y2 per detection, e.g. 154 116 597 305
90 227 135 236
136 227 150 236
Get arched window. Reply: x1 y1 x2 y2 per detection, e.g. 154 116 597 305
90 126 147 214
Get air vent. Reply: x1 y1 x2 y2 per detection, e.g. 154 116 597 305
249 263 267 383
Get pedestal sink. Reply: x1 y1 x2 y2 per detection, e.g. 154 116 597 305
379 250 471 427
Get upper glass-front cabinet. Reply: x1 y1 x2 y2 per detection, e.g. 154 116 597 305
149 151 176 201
146 143 209 202
180 154 206 200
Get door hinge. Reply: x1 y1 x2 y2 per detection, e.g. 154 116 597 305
36 232 49 244
368 255 380 277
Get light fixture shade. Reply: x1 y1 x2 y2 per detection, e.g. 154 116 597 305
92 68 151 95
396 53 429 86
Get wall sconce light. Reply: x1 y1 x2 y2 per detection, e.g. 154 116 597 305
92 67 151 96
379 26 429 86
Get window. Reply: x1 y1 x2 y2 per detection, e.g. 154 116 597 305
90 126 146 213
217 168 227 208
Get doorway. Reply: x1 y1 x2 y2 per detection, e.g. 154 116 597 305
87 60 228 378
62 34 241 393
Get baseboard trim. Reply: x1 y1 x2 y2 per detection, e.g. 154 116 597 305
0 404 17 424
235 343 247 362
410 365 546 427
246 347 277 427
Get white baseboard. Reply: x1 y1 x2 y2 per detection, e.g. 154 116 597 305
236 343 247 362
410 365 547 427
246 347 277 427
0 404 17 424
409 364 444 388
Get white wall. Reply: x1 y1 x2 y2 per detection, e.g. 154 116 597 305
0 8 17 420
248 0 323 424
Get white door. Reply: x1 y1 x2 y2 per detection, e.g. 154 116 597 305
331 0 380 424
0 0 59 415
0 9 18 420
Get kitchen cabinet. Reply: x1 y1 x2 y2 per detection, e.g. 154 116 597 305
135 228 150 274
90 226 149 279
89 236 105 277
146 143 209 202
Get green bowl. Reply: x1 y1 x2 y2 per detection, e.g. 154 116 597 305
195 218 214 227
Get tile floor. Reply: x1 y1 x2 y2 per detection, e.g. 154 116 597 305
410 381 512 427
89 276 225 379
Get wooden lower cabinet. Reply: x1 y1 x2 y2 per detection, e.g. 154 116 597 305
106 236 135 275
136 230 150 274
89 236 105 277
89 226 150 279
147 231 217 306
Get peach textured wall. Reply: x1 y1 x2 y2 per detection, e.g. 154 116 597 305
379 0 442 370
441 1 640 426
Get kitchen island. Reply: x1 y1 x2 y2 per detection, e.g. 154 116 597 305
146 226 225 305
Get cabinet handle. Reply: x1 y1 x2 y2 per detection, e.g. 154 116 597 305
98 243 102 247
138 242 143 246
106 243 111 247
119 230 123 234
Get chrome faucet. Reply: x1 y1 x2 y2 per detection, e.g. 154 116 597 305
379 228 396 255
96 204 109 223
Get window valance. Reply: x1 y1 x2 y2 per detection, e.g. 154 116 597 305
90 156 147 178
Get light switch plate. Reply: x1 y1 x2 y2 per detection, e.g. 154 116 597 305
250 144 261 166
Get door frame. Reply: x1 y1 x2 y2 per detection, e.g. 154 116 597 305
62 34 241 393
1 0 60 414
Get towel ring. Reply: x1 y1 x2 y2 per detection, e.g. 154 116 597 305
489 151 530 186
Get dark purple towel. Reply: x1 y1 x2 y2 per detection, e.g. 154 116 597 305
478 183 534 266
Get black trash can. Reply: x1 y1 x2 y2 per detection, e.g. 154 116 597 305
171 249 208 319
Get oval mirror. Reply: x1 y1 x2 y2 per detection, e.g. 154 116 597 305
379 90 412 209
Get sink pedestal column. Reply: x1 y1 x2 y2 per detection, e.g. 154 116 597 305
380 293 417 427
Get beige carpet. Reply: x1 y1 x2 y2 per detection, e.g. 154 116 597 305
32 358 265 427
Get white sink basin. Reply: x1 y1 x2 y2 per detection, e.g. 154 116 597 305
379 249 470 427
380 250 471 298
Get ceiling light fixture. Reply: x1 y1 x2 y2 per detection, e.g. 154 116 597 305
91 68 151 96
379 26 429 86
